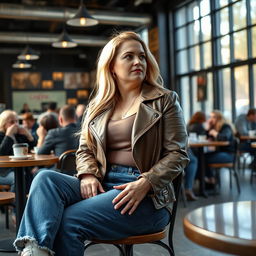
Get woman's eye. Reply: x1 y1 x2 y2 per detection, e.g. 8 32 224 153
124 54 133 59
140 55 146 60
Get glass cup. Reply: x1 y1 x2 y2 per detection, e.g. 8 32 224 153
248 130 256 137
12 143 28 157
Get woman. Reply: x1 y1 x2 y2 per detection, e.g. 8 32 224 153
187 111 206 135
205 110 235 184
0 110 36 189
14 31 189 256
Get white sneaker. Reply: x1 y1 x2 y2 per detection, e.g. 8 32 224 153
21 241 49 256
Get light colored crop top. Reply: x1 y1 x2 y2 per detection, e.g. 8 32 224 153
106 114 136 167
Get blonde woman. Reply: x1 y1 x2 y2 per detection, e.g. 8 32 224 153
205 110 236 184
0 110 35 188
14 31 189 256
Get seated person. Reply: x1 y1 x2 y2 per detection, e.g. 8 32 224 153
0 110 36 190
75 104 86 125
187 111 206 135
22 112 38 143
184 149 198 200
235 108 256 152
37 105 79 156
205 110 236 185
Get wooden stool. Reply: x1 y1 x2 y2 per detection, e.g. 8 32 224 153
0 192 15 229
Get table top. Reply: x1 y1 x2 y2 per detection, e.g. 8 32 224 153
240 135 256 141
189 140 229 148
0 154 59 168
183 201 256 256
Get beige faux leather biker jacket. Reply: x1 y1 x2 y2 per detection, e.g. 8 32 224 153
76 83 189 209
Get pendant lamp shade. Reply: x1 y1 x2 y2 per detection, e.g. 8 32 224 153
52 29 77 48
18 46 39 60
67 3 98 27
12 60 31 69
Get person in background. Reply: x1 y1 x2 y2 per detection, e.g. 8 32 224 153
235 108 256 152
205 110 236 185
37 105 79 156
14 31 189 256
184 149 198 200
0 110 36 190
187 111 206 135
20 103 31 114
75 104 86 124
36 114 59 149
22 112 38 143
37 102 59 125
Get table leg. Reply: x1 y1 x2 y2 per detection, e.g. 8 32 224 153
197 148 208 198
15 167 27 232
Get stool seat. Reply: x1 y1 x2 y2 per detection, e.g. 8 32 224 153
208 163 233 168
0 185 11 191
92 229 167 245
0 192 15 205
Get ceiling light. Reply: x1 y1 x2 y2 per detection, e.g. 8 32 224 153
12 60 31 69
52 28 77 48
18 45 40 60
66 0 98 27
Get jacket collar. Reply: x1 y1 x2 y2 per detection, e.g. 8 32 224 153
140 83 166 101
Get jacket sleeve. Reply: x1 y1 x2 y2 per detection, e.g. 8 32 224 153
140 91 189 194
37 130 55 155
0 135 15 155
76 132 102 180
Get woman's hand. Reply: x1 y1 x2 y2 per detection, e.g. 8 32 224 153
208 129 218 138
80 174 105 199
18 127 34 141
112 177 151 215
5 124 19 137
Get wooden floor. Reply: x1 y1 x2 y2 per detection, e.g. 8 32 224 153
0 167 255 256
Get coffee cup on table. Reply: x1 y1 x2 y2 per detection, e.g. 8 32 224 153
198 135 207 141
248 130 256 137
12 143 28 157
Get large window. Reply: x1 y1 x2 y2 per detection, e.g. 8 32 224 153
173 0 256 122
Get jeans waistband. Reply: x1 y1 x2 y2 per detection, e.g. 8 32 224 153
108 164 140 175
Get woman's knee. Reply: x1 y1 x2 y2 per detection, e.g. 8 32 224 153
31 170 60 188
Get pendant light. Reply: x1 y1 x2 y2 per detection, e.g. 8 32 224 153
18 45 40 60
52 27 77 48
12 60 31 69
66 0 98 27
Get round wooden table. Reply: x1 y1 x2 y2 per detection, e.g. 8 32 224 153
183 201 256 256
189 140 229 197
0 154 58 252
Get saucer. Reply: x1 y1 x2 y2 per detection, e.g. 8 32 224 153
9 155 33 160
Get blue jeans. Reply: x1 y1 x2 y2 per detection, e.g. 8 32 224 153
0 170 14 192
184 150 198 190
14 165 170 256
205 152 234 177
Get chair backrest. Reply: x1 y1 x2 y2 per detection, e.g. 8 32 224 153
168 171 183 248
57 149 77 176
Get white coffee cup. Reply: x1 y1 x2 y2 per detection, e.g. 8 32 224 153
198 135 207 141
33 146 39 154
12 143 28 157
189 132 197 141
248 130 256 137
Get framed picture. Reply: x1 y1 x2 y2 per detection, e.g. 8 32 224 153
11 72 41 89
64 72 90 89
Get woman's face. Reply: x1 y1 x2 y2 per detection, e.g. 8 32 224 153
208 113 217 127
112 39 147 87
4 114 18 130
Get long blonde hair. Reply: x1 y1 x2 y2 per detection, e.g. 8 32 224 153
82 31 163 150
0 110 17 133
211 110 235 133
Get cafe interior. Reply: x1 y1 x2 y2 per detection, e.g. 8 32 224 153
0 0 256 255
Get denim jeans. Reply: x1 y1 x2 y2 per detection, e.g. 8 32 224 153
0 170 14 191
14 165 170 256
184 150 198 190
205 151 234 177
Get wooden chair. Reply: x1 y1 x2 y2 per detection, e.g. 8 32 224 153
208 140 241 194
0 191 15 229
84 172 183 256
57 149 77 176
